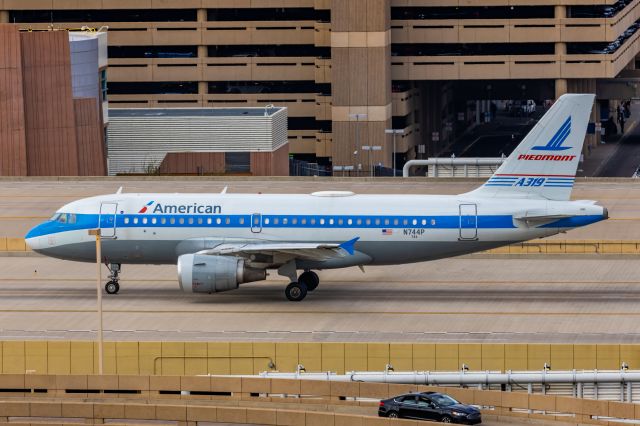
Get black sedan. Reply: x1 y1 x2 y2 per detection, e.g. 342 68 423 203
378 391 481 424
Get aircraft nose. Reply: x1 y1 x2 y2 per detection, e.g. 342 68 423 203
25 224 45 251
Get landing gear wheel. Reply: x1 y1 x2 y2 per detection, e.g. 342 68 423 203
105 263 121 295
105 281 119 295
285 281 308 302
299 271 319 292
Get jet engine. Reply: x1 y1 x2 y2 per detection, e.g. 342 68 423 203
178 254 266 294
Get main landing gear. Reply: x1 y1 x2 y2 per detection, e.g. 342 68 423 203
284 270 319 302
105 263 121 295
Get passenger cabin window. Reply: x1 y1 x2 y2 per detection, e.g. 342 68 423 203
152 218 157 224
188 218 194 225
161 218 167 224
133 218 139 224
179 218 185 224
207 218 212 225
265 218 271 225
142 218 148 224
124 217 130 224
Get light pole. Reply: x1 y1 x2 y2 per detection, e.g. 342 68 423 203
362 145 382 177
88 229 104 375
385 128 405 177
349 113 367 176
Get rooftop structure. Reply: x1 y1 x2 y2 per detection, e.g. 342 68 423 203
107 106 289 176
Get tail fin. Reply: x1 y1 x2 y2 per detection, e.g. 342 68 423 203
465 93 594 201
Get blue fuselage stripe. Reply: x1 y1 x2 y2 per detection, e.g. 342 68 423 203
27 213 521 238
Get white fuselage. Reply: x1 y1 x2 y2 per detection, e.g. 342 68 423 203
25 192 607 267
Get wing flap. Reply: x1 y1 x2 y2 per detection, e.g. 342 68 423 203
198 238 359 261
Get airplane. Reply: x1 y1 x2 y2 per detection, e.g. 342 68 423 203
25 93 607 301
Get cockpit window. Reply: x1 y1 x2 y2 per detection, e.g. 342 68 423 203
51 213 76 224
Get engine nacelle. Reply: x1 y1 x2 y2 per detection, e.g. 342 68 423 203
177 254 266 294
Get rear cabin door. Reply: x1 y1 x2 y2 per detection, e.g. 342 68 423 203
99 202 118 238
459 203 478 240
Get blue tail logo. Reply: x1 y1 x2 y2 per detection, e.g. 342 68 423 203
532 116 571 151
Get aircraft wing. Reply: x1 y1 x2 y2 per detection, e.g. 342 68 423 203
197 237 359 261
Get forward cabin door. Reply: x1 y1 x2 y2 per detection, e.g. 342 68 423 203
459 203 478 240
99 202 118 238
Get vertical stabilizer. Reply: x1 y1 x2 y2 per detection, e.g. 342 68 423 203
465 93 594 201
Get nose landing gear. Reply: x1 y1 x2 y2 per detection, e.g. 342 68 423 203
105 263 121 295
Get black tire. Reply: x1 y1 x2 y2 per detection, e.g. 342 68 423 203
387 411 399 418
285 282 308 301
440 415 452 423
299 271 319 291
105 281 119 295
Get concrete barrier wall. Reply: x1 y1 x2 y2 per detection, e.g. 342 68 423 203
0 375 638 425
6 238 640 254
0 341 639 375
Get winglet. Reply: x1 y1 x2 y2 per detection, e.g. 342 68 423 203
339 237 360 255
116 186 123 194
221 186 228 194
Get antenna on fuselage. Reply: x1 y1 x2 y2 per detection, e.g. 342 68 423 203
116 186 123 194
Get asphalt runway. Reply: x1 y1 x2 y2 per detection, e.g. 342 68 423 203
2 253 640 343
1 178 640 343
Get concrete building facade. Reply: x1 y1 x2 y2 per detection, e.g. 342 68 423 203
0 24 106 176
2 0 639 173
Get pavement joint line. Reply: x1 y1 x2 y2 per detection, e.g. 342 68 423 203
3 309 640 316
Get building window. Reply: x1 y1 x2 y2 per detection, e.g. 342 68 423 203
100 69 108 101
225 152 250 173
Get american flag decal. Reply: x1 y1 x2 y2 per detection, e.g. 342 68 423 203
382 229 393 235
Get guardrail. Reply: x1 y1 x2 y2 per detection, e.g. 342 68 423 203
0 375 638 425
4 238 640 255
484 239 640 255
